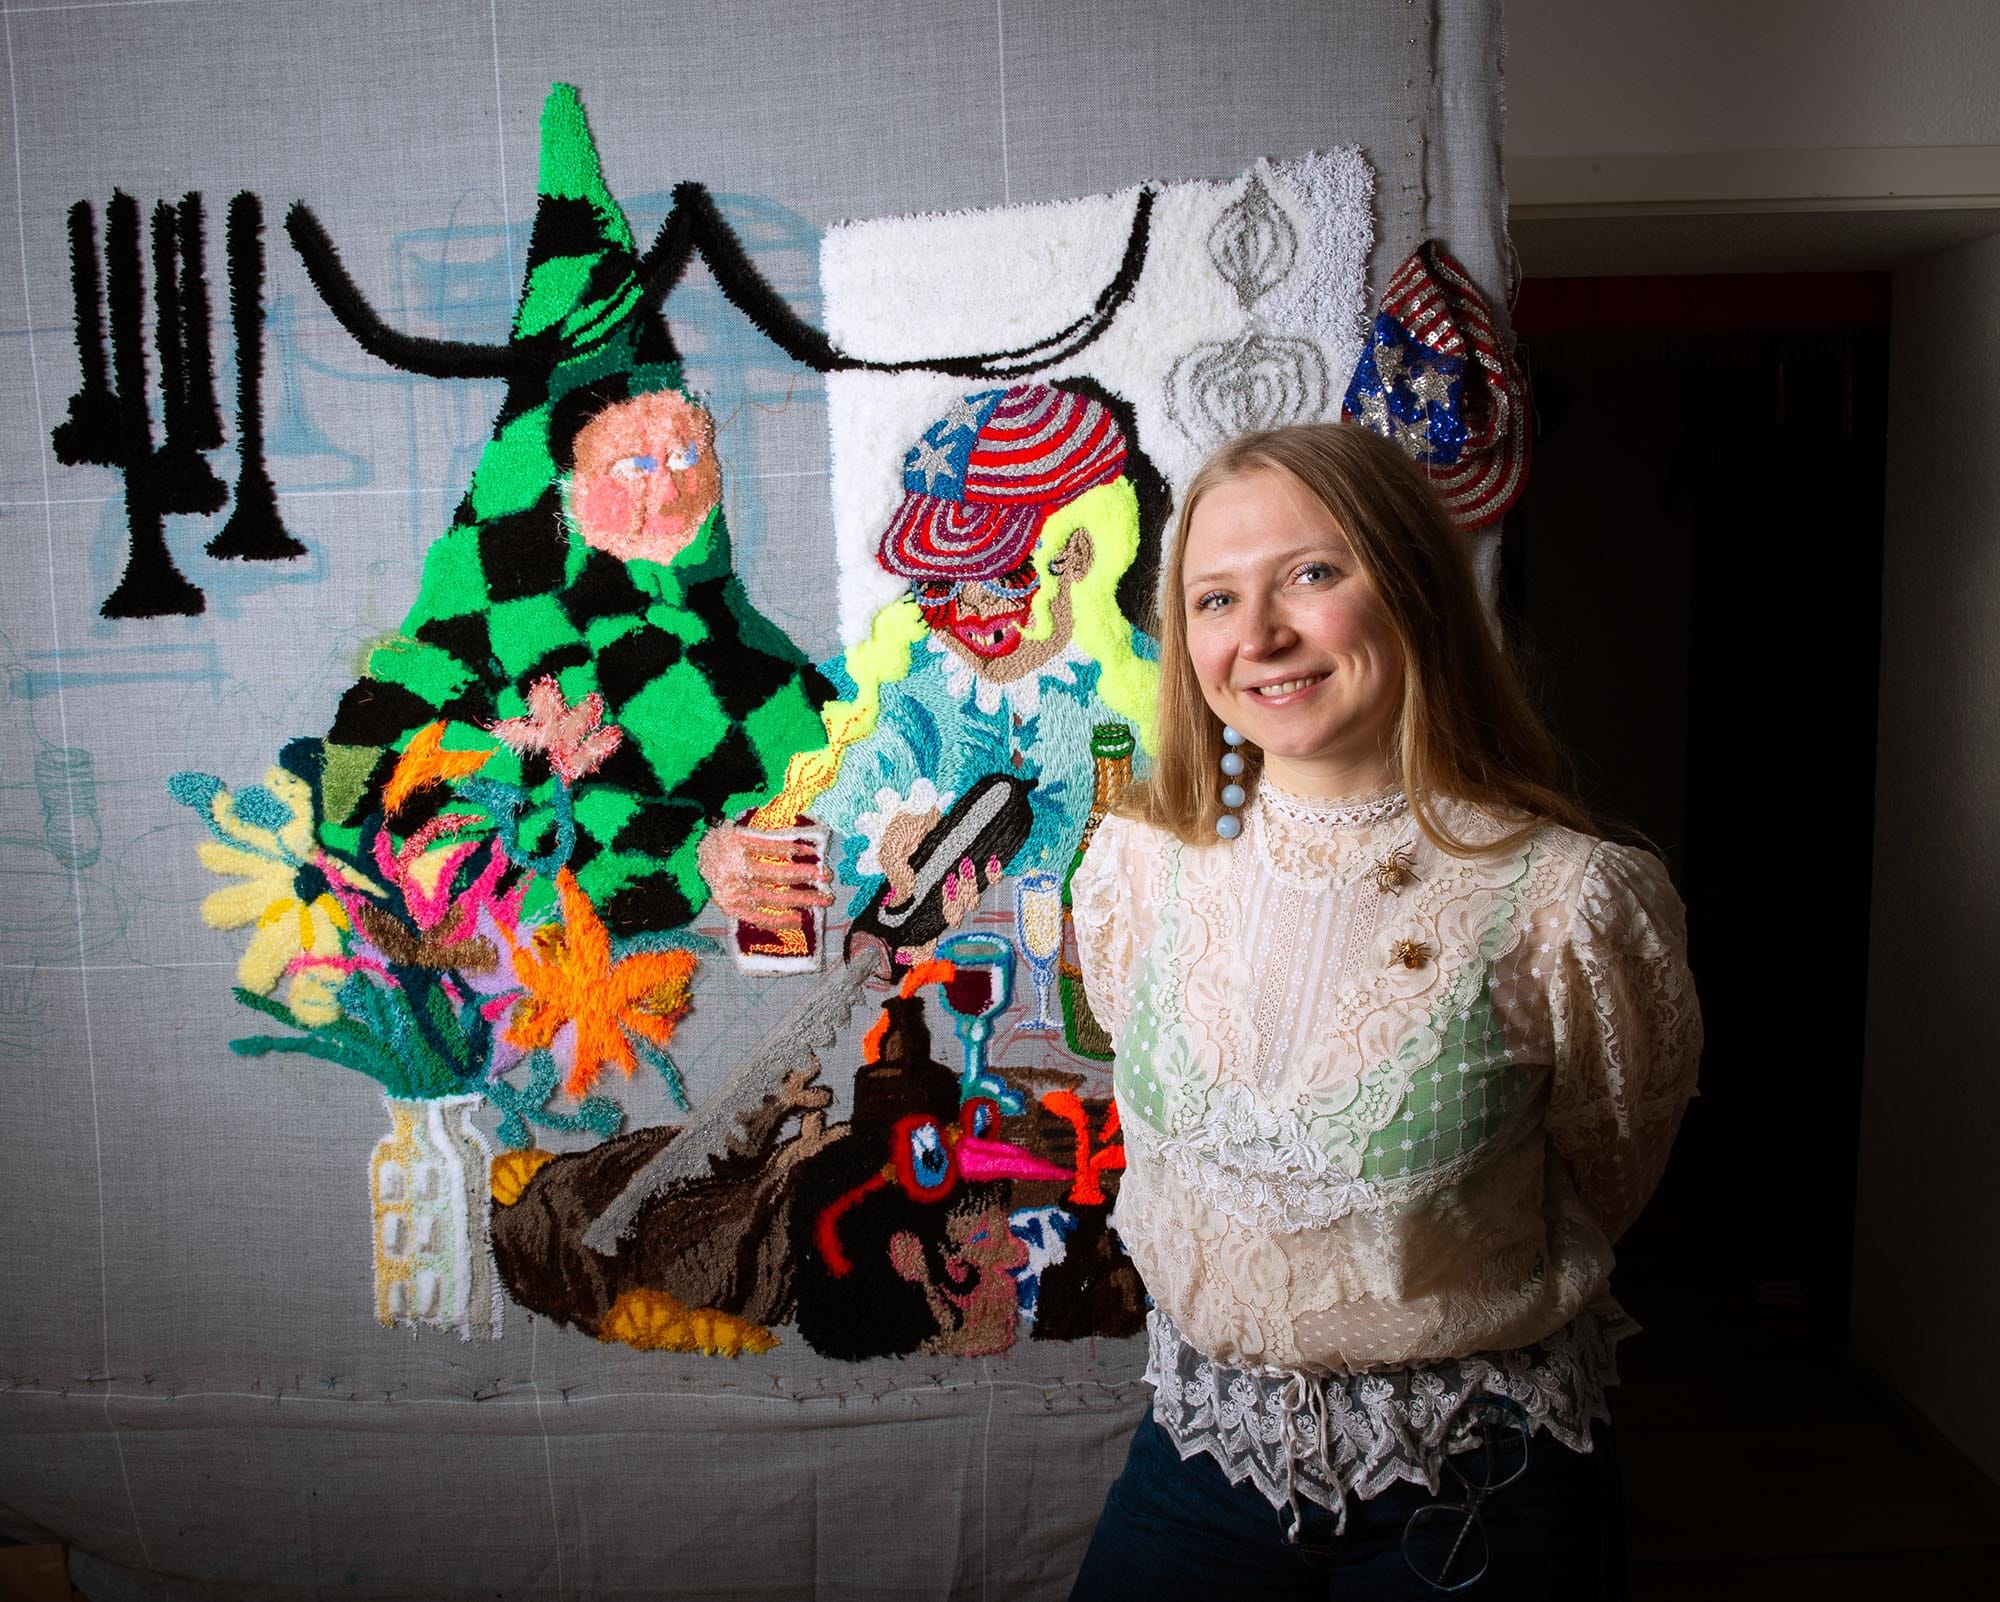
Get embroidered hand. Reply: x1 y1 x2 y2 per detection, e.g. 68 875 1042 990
940 854 991 930
696 824 833 924
873 805 943 905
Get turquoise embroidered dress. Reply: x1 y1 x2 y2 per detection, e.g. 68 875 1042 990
1071 783 1700 1376
815 637 1129 908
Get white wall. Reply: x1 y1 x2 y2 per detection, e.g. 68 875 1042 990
1854 231 2000 1483
1504 1 2000 221
1506 0 2000 157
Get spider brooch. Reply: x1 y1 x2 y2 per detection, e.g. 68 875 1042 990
1368 846 1416 895
1388 938 1432 970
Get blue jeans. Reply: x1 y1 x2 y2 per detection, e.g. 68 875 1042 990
1070 1409 1627 1601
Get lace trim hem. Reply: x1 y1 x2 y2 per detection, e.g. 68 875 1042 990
1143 1302 1634 1534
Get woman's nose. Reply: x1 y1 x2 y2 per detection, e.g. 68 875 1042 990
1236 598 1297 656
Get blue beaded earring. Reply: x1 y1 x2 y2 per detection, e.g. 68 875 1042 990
1217 725 1247 839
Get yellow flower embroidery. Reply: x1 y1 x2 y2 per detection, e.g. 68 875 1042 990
183 768 378 1024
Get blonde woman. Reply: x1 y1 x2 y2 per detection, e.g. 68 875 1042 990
1068 423 1700 1599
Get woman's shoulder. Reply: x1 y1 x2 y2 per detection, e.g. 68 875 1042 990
1076 809 1198 920
1082 809 1174 874
1431 796 1592 863
1071 812 1171 960
1493 808 1685 950
1429 799 1674 909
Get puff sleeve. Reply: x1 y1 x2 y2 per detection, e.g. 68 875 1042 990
1545 840 1703 1242
1069 813 1139 1053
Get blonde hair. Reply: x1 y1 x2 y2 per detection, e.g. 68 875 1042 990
1129 423 1592 854
1017 478 1158 747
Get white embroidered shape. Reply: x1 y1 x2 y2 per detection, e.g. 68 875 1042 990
850 776 954 879
370 1092 502 1342
926 632 1087 719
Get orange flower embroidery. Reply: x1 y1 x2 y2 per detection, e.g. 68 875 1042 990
504 869 697 1096
383 721 491 816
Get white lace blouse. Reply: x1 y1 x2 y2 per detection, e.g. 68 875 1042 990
1071 784 1701 1377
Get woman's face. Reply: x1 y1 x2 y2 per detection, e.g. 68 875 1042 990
912 558 1042 663
1181 467 1404 797
567 391 723 566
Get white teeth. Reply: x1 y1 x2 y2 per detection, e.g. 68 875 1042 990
1253 676 1325 696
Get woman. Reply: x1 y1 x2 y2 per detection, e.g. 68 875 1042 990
1068 423 1700 1599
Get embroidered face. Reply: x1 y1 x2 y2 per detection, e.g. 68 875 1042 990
912 528 1094 685
1181 468 1404 795
889 1198 1029 1354
940 1201 1030 1295
566 391 722 566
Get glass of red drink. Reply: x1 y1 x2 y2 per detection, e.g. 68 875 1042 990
937 931 1018 1108
725 814 828 975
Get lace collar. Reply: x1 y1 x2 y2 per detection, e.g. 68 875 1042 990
1247 780 1415 890
1257 779 1410 831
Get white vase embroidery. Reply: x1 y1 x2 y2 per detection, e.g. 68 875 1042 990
370 1093 501 1340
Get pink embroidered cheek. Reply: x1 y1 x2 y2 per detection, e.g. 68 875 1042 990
576 475 637 545
619 507 701 565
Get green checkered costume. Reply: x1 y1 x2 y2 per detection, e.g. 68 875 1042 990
317 85 829 933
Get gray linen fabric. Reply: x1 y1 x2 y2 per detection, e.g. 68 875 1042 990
0 2 1508 1596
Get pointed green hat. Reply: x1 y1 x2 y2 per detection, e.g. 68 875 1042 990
460 82 683 532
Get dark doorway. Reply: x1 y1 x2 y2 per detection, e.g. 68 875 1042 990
1506 273 1890 1348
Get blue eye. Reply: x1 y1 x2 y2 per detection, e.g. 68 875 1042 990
1193 592 1230 613
1296 562 1335 584
610 455 656 479
666 441 700 471
907 1124 951 1192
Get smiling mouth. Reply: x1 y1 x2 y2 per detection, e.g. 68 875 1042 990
949 612 1028 658
1248 674 1328 697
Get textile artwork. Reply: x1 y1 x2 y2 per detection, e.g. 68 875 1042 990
0 0 1527 1591
115 85 1388 1369
1340 241 1529 529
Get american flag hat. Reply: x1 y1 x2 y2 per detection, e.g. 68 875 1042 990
1342 242 1529 530
878 384 1129 582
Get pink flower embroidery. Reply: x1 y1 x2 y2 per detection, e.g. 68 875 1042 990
488 676 624 785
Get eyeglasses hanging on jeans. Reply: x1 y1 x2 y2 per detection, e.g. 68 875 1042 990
1401 1395 1534 1593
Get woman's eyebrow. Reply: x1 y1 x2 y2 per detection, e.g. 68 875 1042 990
1184 544 1346 588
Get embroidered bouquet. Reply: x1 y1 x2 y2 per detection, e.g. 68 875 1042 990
168 687 704 1148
